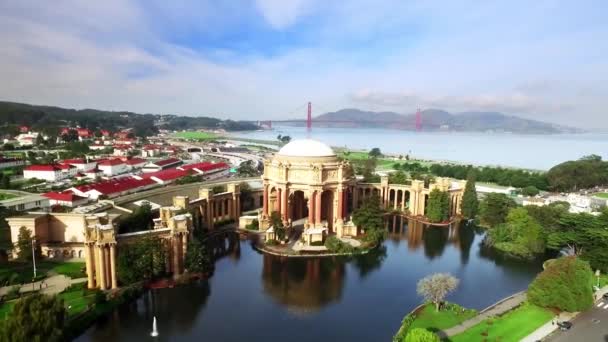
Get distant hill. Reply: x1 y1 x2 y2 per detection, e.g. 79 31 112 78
309 108 581 134
0 101 257 137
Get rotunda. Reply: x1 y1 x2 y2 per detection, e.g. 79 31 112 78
260 139 355 234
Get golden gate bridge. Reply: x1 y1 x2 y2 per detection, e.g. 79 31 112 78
257 102 423 131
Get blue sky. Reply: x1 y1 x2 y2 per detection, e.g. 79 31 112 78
0 0 607 128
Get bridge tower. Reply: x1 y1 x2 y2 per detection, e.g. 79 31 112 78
307 102 312 133
415 107 422 131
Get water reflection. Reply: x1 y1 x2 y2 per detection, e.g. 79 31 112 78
385 216 475 264
261 255 345 314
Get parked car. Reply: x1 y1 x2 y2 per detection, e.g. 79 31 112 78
557 321 572 331
602 293 608 300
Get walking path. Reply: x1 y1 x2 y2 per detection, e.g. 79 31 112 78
0 275 87 297
438 291 527 338
520 285 608 342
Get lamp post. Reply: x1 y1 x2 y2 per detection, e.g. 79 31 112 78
31 237 37 279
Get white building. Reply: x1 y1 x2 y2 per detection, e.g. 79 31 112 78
97 159 128 176
0 156 25 169
0 193 49 211
61 159 97 172
23 164 76 182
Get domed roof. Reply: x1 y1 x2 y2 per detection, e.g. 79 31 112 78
277 139 335 158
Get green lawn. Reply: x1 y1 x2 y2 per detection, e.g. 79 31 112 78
0 261 86 285
58 287 95 317
449 303 553 342
593 192 608 199
0 192 17 200
0 300 15 320
173 131 218 140
409 304 477 331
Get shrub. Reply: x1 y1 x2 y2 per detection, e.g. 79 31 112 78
393 313 417 342
246 219 259 230
528 256 594 312
325 236 355 253
309 240 324 246
266 239 279 246
404 328 440 342
94 290 107 305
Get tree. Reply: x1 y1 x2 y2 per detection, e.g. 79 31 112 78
353 196 385 232
0 294 66 342
35 134 45 146
2 143 15 151
521 185 540 196
276 134 291 145
61 129 79 142
460 171 479 219
485 207 546 259
479 193 516 227
237 160 258 177
369 147 382 158
15 226 38 261
425 189 450 223
405 328 440 342
184 238 213 274
269 211 286 241
416 273 459 311
546 156 608 191
0 175 9 189
389 170 409 185
528 256 594 312
118 203 153 234
117 236 167 284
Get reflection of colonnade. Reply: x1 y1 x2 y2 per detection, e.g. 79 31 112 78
384 215 463 252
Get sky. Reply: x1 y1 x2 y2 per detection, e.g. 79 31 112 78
0 1 607 128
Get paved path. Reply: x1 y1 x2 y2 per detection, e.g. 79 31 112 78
438 291 527 338
0 275 88 297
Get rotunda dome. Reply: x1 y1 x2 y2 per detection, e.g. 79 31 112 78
277 139 335 158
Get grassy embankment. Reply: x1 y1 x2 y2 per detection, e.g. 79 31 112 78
593 192 608 199
339 151 432 171
449 303 553 342
0 192 17 200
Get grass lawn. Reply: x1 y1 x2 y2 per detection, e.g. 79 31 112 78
0 260 86 284
449 303 553 342
59 288 95 317
593 192 608 199
0 192 17 200
409 304 477 332
173 131 218 140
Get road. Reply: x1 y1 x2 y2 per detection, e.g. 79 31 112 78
546 300 608 341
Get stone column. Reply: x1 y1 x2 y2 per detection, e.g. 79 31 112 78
315 190 322 226
110 244 117 289
394 190 398 210
173 235 181 278
182 233 188 268
97 245 106 290
411 191 418 215
337 188 344 222
402 192 406 212
105 246 111 288
85 243 95 289
308 191 315 225
262 185 268 216
352 187 358 210
281 188 289 221
276 188 282 214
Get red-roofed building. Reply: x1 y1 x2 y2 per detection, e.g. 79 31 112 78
115 130 132 140
43 192 89 207
61 158 97 172
124 157 147 170
89 144 106 151
113 144 133 157
19 126 29 133
23 164 76 181
77 128 92 138
97 159 128 176
69 177 159 200
178 162 229 176
142 158 182 173
100 130 111 137
137 168 193 185
141 144 161 157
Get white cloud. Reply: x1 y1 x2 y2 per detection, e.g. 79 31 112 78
254 0 315 29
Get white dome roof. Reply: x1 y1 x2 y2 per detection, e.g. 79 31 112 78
277 139 335 157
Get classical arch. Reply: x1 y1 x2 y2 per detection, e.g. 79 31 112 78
320 190 334 230
290 190 308 221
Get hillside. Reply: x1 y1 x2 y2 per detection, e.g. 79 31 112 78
0 101 256 137
310 108 580 134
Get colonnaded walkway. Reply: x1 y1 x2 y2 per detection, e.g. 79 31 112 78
0 275 87 297
437 291 527 338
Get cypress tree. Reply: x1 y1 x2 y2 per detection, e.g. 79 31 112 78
426 189 450 223
461 170 479 219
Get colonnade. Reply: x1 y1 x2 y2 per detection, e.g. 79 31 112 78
84 242 117 290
